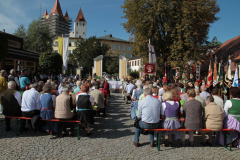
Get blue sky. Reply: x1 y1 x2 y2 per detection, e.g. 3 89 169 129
0 0 239 43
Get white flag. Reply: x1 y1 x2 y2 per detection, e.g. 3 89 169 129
63 37 69 70
149 44 156 64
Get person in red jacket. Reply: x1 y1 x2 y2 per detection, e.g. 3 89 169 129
104 79 110 97
99 81 108 112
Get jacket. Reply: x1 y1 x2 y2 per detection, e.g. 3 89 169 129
90 89 104 109
55 92 73 119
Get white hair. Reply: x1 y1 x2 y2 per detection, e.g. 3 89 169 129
201 85 207 91
76 80 81 87
8 81 16 89
0 70 6 76
30 83 39 88
143 88 152 95
10 69 15 75
62 87 70 92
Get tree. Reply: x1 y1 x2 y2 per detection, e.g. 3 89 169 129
0 32 8 61
14 19 53 53
69 36 110 74
39 52 63 73
103 57 119 75
122 0 220 71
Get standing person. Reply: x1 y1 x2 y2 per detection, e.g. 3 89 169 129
40 84 58 135
171 87 181 118
21 83 42 132
211 88 224 111
181 89 203 146
124 80 135 104
8 69 20 90
133 87 161 147
91 81 105 116
99 81 108 111
104 79 110 97
218 87 240 148
0 70 8 114
19 69 31 91
195 88 206 108
76 84 95 136
152 86 159 99
1 81 26 132
200 85 211 101
201 96 223 146
55 87 75 137
74 81 81 95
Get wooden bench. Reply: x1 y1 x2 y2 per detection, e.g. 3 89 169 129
145 128 236 151
5 116 82 140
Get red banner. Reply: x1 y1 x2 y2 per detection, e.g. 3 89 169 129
145 63 155 74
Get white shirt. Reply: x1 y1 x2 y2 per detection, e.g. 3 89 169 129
21 88 42 112
213 95 224 111
224 98 240 117
158 88 164 96
161 101 179 115
40 93 56 108
13 90 21 106
76 92 95 110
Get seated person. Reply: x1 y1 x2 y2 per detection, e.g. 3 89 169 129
152 86 159 99
91 81 105 116
55 87 75 137
1 81 26 132
201 96 223 146
133 87 161 147
21 83 42 132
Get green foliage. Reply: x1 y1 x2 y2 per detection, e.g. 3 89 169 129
69 36 110 74
122 0 220 70
0 32 8 61
103 57 119 75
129 70 140 79
39 52 62 72
14 19 53 53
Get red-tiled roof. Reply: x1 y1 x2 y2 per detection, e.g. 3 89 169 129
49 0 63 17
43 9 48 16
75 8 86 22
64 11 69 18
201 35 240 73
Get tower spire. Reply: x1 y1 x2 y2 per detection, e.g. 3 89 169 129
49 0 63 17
75 7 86 22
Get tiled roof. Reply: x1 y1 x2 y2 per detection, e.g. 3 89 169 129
201 35 240 73
43 9 48 16
75 8 86 22
128 56 141 60
97 35 129 43
49 0 63 17
64 11 69 18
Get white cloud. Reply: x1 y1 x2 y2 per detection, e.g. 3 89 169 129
0 13 18 33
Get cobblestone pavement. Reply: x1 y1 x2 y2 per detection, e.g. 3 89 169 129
0 93 240 159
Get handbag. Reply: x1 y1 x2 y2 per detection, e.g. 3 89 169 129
134 117 141 128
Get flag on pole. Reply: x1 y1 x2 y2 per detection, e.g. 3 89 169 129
163 62 167 82
213 62 218 87
62 37 69 70
58 37 63 56
232 66 239 87
219 62 223 86
225 59 232 88
206 61 213 88
148 43 157 76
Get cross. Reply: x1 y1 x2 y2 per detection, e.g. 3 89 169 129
149 45 154 63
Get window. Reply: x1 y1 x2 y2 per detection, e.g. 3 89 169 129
127 53 131 58
128 46 131 51
55 41 58 47
135 61 136 66
111 44 115 49
117 44 120 50
76 31 78 34
68 50 71 54
83 32 85 35
77 23 78 26
129 62 131 67
69 42 71 47
55 50 58 53
122 53 125 57
75 41 77 47
83 23 85 26
122 45 125 50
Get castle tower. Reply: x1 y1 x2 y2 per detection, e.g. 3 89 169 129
42 0 71 36
69 7 87 39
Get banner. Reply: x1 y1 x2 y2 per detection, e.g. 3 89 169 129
148 44 157 75
145 63 155 74
206 61 213 88
213 62 218 87
58 37 63 56
225 59 232 88
232 66 239 87
219 62 223 86
196 62 200 80
63 37 69 70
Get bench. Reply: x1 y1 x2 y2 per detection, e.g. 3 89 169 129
145 128 236 151
5 116 82 140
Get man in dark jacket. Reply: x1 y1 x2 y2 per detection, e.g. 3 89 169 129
1 81 26 132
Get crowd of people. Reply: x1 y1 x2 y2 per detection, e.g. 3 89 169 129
121 78 240 148
0 69 111 137
0 68 240 149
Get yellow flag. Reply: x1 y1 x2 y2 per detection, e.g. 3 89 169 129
58 37 63 56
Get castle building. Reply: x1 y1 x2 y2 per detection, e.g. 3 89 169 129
69 8 87 39
41 0 71 36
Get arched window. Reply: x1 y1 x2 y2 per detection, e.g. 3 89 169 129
55 41 58 47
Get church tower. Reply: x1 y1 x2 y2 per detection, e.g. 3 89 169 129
42 0 71 36
69 7 87 39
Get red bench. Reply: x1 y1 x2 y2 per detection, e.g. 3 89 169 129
5 116 82 140
145 128 236 151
